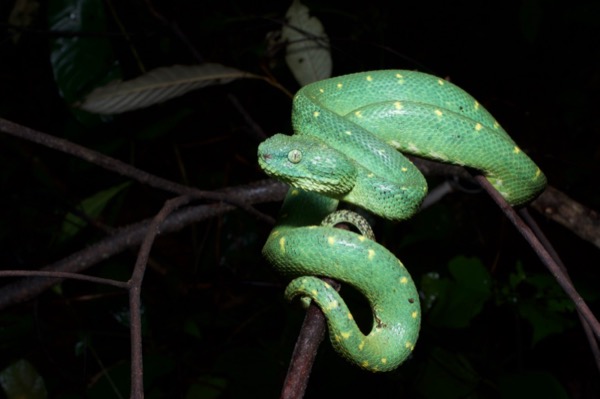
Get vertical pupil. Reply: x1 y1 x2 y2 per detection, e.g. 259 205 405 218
288 150 302 163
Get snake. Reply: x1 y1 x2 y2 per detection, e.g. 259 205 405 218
257 70 546 372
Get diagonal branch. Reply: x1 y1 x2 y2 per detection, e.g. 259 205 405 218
0 117 274 224
474 175 600 342
0 179 287 310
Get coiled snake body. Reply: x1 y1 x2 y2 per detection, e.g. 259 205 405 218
258 70 546 372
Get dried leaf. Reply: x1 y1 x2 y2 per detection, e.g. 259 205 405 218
78 63 258 114
282 0 332 86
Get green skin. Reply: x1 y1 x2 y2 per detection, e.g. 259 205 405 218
258 70 546 372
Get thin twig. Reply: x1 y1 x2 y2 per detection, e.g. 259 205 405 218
128 195 192 399
0 270 128 289
518 209 600 373
474 175 600 341
0 180 287 310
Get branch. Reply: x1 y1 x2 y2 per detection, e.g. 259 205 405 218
411 157 600 250
0 179 287 310
0 117 274 224
128 195 192 399
474 175 600 342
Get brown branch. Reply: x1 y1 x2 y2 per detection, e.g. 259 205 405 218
280 303 328 399
0 179 287 310
0 270 129 289
474 175 600 342
530 185 600 249
518 209 600 373
280 278 340 399
128 195 192 399
411 157 600 250
0 117 274 224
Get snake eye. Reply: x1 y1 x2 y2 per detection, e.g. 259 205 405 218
287 149 302 163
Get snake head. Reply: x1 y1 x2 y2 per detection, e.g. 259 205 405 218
258 134 357 196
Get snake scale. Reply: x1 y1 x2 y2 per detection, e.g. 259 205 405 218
257 70 546 372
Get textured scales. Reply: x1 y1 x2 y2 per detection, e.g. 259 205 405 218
258 70 546 372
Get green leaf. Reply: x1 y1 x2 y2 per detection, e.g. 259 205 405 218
415 347 480 399
59 181 130 242
498 371 569 399
185 376 227 399
0 359 47 399
48 0 121 115
501 261 576 344
422 256 492 328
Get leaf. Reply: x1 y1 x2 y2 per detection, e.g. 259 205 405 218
78 64 259 114
0 359 47 399
282 0 332 86
59 181 131 242
421 256 492 328
48 0 121 107
415 347 480 399
498 371 569 399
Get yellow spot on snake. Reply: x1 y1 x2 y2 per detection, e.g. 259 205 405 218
366 75 373 82
513 146 521 154
405 341 413 349
279 237 286 253
535 168 541 178
394 101 403 110
493 120 500 129
429 151 447 161
367 173 375 178
311 289 318 296
362 361 369 368
327 300 339 310
412 311 418 319
400 277 408 284
358 341 365 350
408 142 420 152
434 109 443 117
334 335 340 342
401 167 408 172
345 130 352 135
368 249 375 260
336 83 343 89
437 79 445 85
341 331 351 339
324 282 332 289
354 110 363 118
308 225 317 229
475 123 483 131
358 236 366 242
389 139 401 147
319 88 324 93
313 111 320 117
381 358 387 364
328 236 336 245
348 313 353 320
291 189 300 196
474 101 480 110
395 73 403 78
270 230 280 237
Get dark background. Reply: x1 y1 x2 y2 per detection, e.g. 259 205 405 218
0 0 599 398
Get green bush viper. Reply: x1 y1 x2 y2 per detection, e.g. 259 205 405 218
257 70 546 372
